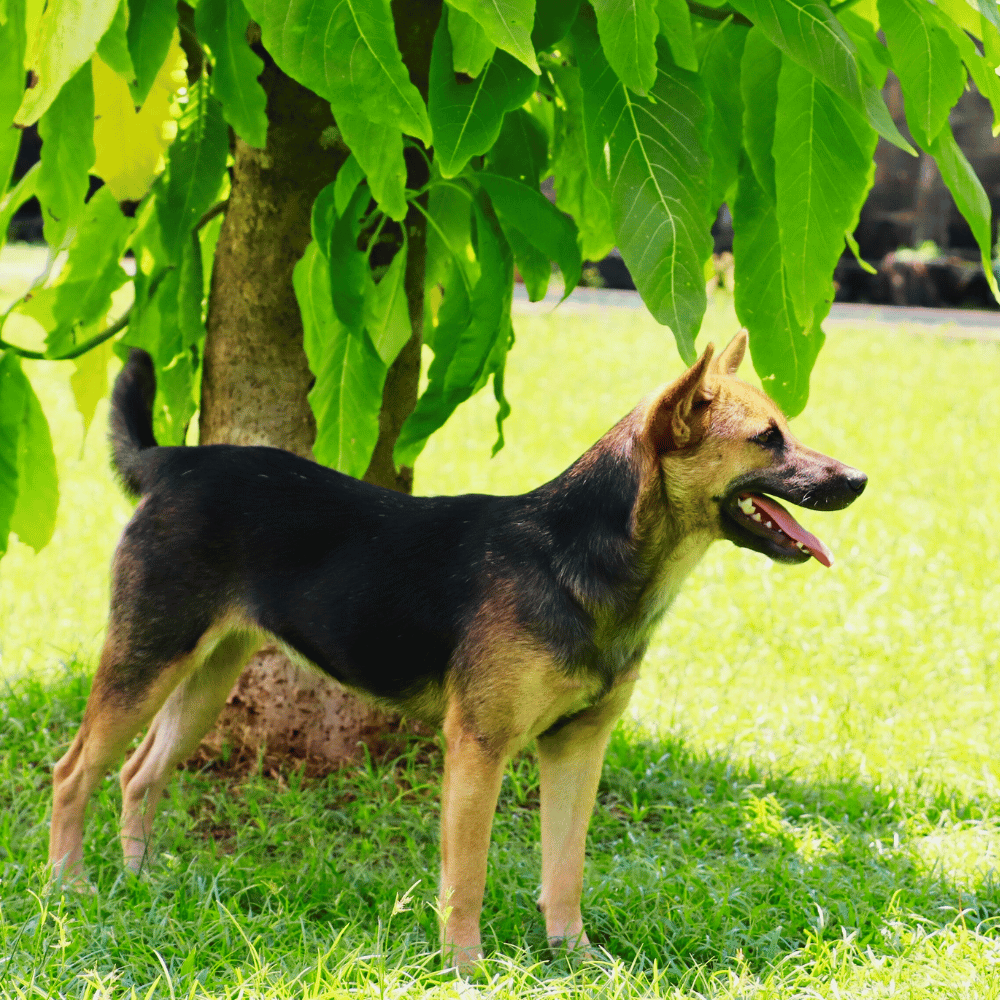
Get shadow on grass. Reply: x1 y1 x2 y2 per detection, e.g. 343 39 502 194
2 666 999 992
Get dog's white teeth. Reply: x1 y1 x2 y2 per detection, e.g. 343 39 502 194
797 542 809 552
751 513 762 522
738 497 755 516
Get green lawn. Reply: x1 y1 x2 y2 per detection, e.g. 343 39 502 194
2 286 1000 998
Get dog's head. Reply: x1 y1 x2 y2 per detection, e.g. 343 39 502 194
640 331 866 566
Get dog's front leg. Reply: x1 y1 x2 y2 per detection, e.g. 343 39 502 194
439 704 507 971
535 678 636 955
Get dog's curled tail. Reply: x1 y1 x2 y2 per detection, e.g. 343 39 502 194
109 348 158 499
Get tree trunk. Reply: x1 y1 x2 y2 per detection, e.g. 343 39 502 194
197 41 430 769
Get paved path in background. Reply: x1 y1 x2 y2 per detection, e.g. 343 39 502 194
513 285 1000 341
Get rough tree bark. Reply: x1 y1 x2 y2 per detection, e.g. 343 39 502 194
198 2 438 768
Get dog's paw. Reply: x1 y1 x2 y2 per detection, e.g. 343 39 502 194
547 931 599 965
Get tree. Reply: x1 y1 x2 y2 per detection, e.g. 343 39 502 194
1 0 998 762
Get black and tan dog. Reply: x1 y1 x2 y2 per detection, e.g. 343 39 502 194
49 332 865 967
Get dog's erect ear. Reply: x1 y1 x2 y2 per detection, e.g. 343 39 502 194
645 344 716 452
714 329 748 376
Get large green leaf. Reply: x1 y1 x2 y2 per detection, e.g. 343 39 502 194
532 0 581 49
71 337 115 439
448 6 496 77
485 108 548 187
37 60 95 250
336 113 408 222
444 0 540 74
157 80 229 265
656 0 697 71
732 155 823 417
877 0 964 147
591 0 659 95
1 0 26 129
126 0 177 106
334 155 366 215
429 8 538 178
326 183 370 334
928 121 999 302
196 0 268 149
697 20 747 212
0 351 28 556
549 64 615 260
245 0 432 143
295 241 387 477
364 237 411 366
773 56 876 328
395 193 511 466
976 0 1000 32
729 0 915 153
11 367 59 551
15 0 119 125
96 0 135 80
478 172 581 294
740 26 781 202
16 186 135 356
423 181 476 337
580 29 713 361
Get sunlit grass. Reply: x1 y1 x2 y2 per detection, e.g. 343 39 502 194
2 271 1000 998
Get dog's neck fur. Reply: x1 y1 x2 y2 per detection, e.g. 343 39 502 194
523 410 713 681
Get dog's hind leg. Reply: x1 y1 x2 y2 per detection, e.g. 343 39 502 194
118 628 261 872
49 635 195 884
535 677 636 954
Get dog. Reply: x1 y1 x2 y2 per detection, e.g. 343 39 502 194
49 331 866 969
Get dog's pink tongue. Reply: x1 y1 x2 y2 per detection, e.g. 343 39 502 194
750 495 834 568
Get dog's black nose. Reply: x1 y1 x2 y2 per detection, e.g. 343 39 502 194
847 469 867 495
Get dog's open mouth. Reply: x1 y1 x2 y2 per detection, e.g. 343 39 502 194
722 493 834 567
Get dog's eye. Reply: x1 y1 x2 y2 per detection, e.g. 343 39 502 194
750 425 784 450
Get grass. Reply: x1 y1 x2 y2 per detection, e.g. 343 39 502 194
2 267 1000 997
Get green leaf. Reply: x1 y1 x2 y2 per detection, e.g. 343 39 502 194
429 8 539 178
976 0 1000 32
326 183 370 333
877 0 965 147
656 0 697 71
96 0 135 80
423 182 475 334
773 56 877 328
11 368 59 551
928 120 999 302
732 155 823 417
930 6 1000 135
15 0 119 125
36 60 95 250
582 29 713 361
364 237 411 365
485 108 548 187
157 79 229 265
395 192 511 466
549 64 615 260
591 0 659 95
0 163 40 258
295 241 387 477
0 129 22 215
0 351 28 556
477 171 581 295
729 0 915 153
334 155 366 216
740 26 781 202
1 0 26 129
17 185 135 356
71 337 115 439
697 20 747 212
532 0 581 49
196 0 268 149
336 113 408 222
504 224 550 300
444 0 540 74
448 6 496 77
126 0 177 106
244 0 432 144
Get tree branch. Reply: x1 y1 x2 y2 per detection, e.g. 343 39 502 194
0 308 134 362
195 198 229 232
